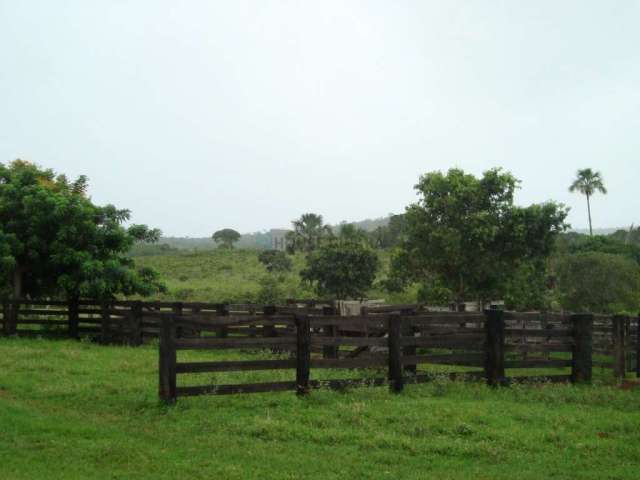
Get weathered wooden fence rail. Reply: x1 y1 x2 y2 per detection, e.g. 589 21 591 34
157 309 640 402
0 299 333 344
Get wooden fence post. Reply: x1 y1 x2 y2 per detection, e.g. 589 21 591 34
571 313 593 383
68 298 79 339
9 301 18 335
173 302 184 339
401 307 416 374
484 309 505 386
159 315 177 403
131 301 143 346
263 305 277 338
100 302 110 344
216 303 229 338
322 305 338 359
2 300 10 335
388 314 404 393
295 314 311 396
612 315 627 380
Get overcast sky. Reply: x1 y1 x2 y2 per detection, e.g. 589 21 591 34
1 1 639 236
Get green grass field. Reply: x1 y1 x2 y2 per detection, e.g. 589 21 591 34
131 248 418 304
1 337 639 479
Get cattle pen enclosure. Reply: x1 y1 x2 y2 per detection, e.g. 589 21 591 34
1 299 638 403
155 305 640 403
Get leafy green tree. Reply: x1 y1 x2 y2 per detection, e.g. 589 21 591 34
370 214 406 249
569 168 607 236
212 228 241 249
337 222 369 244
555 252 640 313
285 213 332 254
556 232 640 266
0 160 164 299
389 168 568 307
258 250 293 273
301 239 378 299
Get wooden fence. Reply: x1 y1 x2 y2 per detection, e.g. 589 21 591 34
157 308 640 402
0 299 333 344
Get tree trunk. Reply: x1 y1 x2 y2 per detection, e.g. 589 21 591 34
586 193 593 236
12 267 24 299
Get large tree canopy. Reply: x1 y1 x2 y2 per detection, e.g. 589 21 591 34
0 160 164 299
212 228 241 249
301 238 378 300
555 252 640 314
389 168 569 306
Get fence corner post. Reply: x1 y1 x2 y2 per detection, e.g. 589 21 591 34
571 313 593 384
484 308 505 387
295 314 311 396
159 314 177 403
612 314 627 381
387 313 404 393
68 298 79 339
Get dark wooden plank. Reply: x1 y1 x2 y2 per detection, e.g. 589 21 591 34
159 316 177 403
311 356 388 369
401 335 485 348
571 313 593 383
175 337 296 350
388 315 403 392
403 354 485 366
505 329 572 338
14 319 69 325
409 314 485 325
312 336 388 347
485 309 505 386
504 359 572 368
176 359 296 373
17 309 69 315
296 314 311 395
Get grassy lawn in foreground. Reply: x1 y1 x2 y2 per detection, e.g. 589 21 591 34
1 337 639 480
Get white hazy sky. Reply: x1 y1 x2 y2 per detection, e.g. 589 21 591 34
1 1 639 236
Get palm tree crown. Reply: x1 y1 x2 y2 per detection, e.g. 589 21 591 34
569 168 606 236
569 168 607 197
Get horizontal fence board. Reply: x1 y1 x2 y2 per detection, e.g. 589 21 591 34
175 337 296 350
14 319 68 326
505 329 572 338
402 335 485 348
416 327 485 335
311 337 388 347
17 309 69 316
505 343 574 353
409 314 485 325
504 359 572 368
403 353 485 366
310 356 388 369
176 359 296 373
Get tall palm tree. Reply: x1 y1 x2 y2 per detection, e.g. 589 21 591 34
569 168 607 236
286 213 332 253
